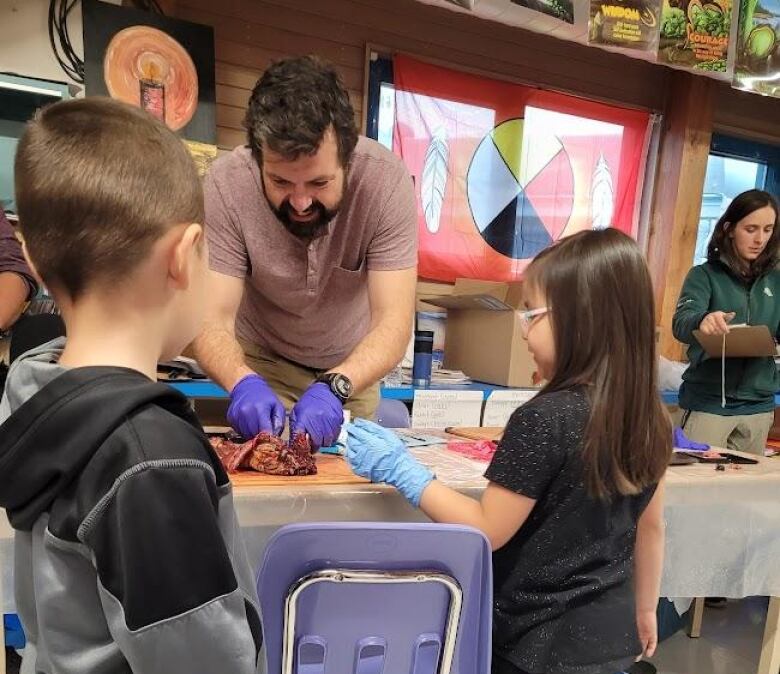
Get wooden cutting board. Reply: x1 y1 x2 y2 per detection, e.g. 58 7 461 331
229 454 368 488
445 427 504 442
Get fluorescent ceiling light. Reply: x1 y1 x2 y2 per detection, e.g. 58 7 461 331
0 82 64 98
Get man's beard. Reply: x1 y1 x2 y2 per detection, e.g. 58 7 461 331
264 189 341 239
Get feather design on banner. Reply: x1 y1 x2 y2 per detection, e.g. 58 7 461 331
590 153 615 230
421 127 449 234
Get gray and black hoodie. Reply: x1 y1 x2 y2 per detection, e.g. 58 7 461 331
0 340 265 674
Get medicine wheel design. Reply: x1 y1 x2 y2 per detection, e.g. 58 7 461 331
467 118 575 260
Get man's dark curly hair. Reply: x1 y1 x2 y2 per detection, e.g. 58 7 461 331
243 55 358 168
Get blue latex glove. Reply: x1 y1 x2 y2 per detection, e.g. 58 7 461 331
290 382 344 450
227 374 286 439
345 418 434 507
673 427 710 451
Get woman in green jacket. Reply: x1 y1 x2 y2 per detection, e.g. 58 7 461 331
673 189 779 455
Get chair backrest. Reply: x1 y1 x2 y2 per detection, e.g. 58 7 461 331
374 398 411 428
257 522 492 674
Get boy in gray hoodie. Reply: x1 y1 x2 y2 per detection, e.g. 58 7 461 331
0 98 264 674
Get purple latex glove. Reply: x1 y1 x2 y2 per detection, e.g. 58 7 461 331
227 374 286 439
673 427 710 451
290 382 344 450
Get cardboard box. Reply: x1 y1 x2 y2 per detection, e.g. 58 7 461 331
416 280 454 312
424 279 538 387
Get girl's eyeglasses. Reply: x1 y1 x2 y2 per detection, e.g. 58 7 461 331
519 307 549 332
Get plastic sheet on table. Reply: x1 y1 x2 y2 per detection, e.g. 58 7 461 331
410 446 488 488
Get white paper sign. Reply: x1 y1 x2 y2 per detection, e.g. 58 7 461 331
482 390 538 427
411 390 483 429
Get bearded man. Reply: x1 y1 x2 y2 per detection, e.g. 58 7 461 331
193 56 417 450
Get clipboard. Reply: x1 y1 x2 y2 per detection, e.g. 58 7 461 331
693 324 777 358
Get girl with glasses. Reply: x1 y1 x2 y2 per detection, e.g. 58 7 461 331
345 229 672 674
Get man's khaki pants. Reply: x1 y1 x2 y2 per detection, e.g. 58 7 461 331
681 409 773 455
239 339 379 420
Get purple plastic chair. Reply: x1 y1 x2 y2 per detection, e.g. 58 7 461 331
374 398 411 428
257 522 492 674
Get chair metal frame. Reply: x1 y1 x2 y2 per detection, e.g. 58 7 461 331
282 569 463 674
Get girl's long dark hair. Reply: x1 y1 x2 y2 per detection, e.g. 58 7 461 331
707 190 779 279
526 229 672 499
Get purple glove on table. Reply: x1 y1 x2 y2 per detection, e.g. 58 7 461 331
673 427 710 451
290 382 344 450
227 374 286 439
346 419 435 507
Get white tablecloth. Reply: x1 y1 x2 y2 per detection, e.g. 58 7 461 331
1 446 779 612
661 455 780 598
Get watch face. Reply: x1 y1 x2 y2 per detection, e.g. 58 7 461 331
333 374 352 398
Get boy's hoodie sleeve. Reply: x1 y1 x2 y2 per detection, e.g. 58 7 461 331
79 460 263 674
672 266 712 345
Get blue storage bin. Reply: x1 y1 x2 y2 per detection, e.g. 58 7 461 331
4 614 25 649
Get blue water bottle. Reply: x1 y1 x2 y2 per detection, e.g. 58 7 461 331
412 330 434 387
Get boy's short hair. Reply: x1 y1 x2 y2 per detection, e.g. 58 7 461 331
14 97 204 300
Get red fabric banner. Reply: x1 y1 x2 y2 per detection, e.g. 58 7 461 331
392 55 651 282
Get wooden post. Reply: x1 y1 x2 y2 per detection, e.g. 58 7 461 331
646 72 715 362
687 596 705 638
758 597 780 674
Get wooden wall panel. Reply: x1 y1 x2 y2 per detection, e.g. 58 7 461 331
713 81 780 144
647 73 715 361
176 0 675 150
217 126 247 149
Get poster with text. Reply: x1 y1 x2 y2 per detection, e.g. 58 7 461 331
589 0 662 51
657 0 732 73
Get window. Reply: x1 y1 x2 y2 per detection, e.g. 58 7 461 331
0 73 70 213
693 134 780 266
376 82 395 151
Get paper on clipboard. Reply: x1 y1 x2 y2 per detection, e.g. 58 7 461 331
482 389 538 427
411 390 483 428
693 324 776 358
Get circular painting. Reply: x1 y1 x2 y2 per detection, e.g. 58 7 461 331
103 25 198 131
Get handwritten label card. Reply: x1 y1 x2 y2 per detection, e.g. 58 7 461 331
412 390 483 429
482 389 538 427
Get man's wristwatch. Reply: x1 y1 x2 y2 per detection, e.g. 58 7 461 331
316 372 353 404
